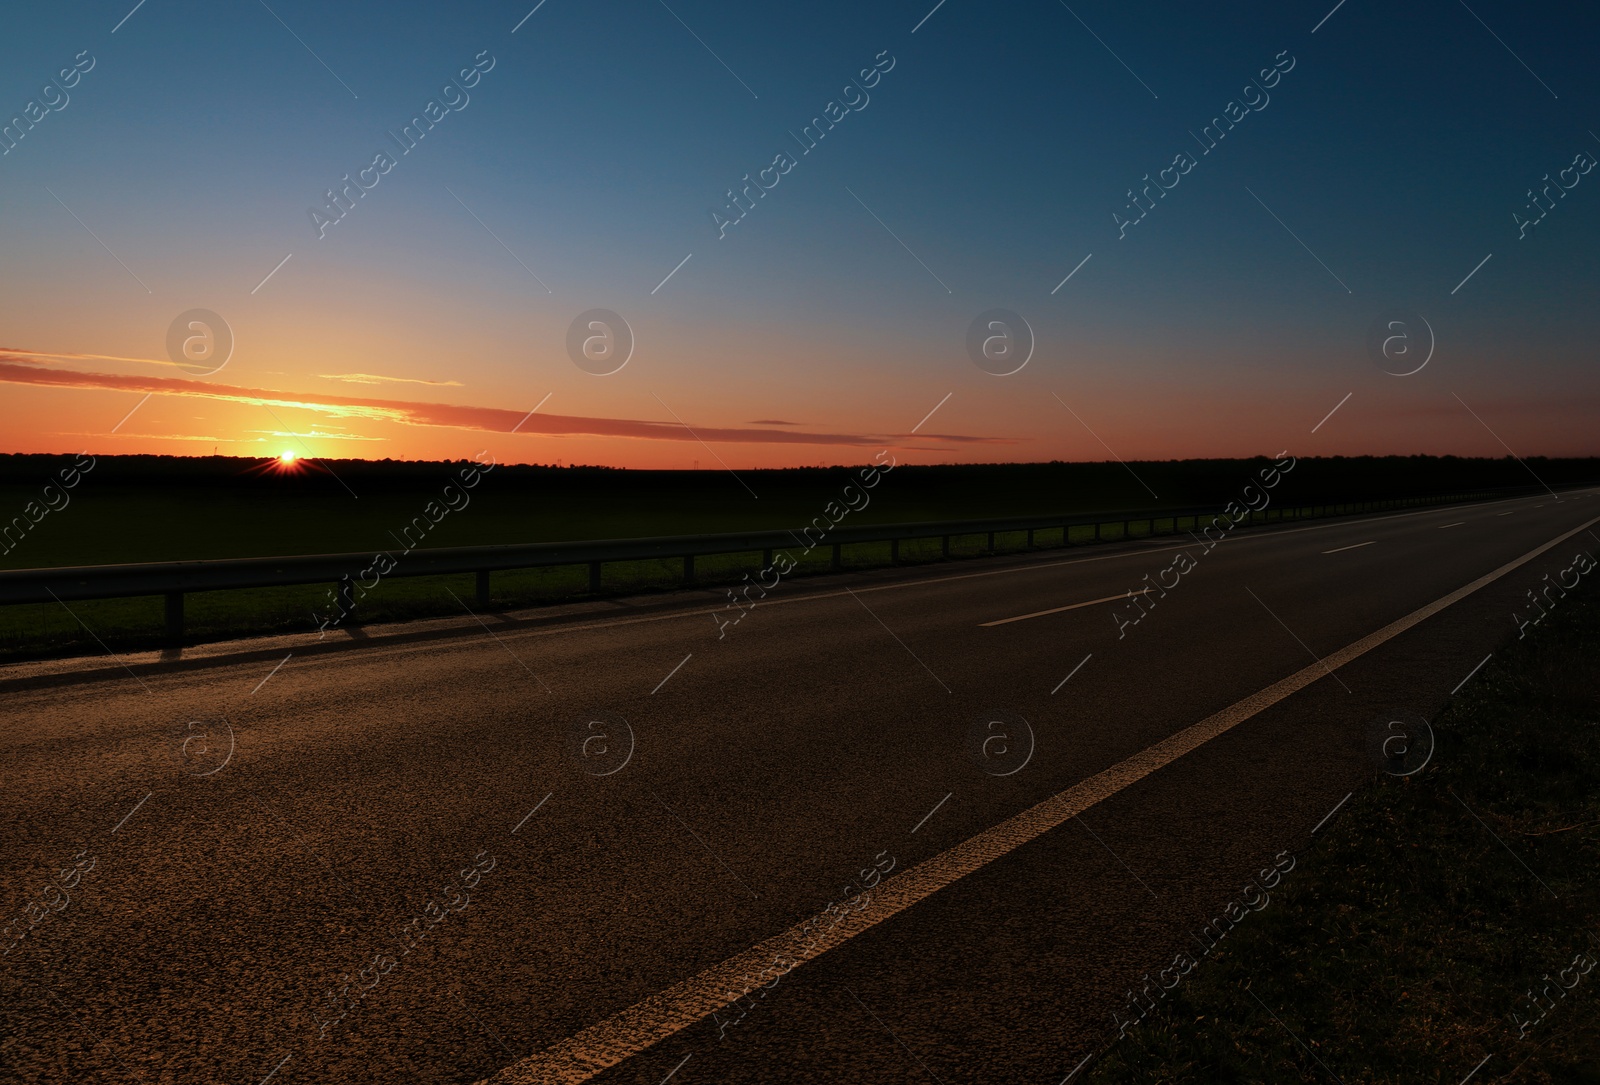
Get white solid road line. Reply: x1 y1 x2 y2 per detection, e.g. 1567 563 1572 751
476 514 1600 1085
1439 521 1466 529
981 589 1152 627
1322 540 1376 554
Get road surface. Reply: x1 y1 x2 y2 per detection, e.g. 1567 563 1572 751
1 489 1596 1084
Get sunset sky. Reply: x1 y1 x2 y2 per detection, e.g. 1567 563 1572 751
1 0 1596 468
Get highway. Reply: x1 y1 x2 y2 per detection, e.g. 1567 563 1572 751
1 488 1596 1085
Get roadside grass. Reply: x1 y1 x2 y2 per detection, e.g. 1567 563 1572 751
1084 581 1600 1084
0 481 1185 571
0 516 1231 660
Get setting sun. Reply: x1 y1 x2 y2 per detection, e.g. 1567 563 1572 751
247 448 308 478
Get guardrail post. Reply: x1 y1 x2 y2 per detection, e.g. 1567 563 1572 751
890 539 899 562
762 548 773 569
683 554 695 586
1026 528 1034 547
588 561 602 594
337 577 355 621
1122 520 1129 538
1094 522 1101 541
986 531 995 552
831 542 842 571
942 535 950 559
476 570 491 607
164 592 183 647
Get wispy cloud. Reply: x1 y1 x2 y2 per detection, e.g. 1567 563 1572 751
318 372 464 387
248 428 387 441
0 346 182 369
900 431 1010 444
57 430 241 443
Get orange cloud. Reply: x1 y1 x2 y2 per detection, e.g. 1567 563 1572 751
0 357 1012 448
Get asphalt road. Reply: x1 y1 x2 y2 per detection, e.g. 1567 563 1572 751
2 489 1597 1085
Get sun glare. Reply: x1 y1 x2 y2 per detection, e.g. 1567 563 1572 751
253 448 308 476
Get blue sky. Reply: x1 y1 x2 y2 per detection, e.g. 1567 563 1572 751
1 0 1595 466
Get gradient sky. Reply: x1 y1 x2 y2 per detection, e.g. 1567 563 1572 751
1 0 1597 468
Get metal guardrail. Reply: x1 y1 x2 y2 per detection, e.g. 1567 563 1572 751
0 485 1559 645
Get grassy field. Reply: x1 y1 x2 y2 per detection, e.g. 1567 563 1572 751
1084 581 1600 1084
0 453 1593 659
0 457 1256 569
3 453 1595 569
